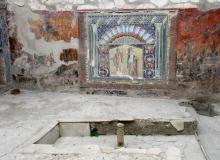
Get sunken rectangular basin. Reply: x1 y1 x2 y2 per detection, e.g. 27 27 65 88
35 119 197 144
21 119 205 160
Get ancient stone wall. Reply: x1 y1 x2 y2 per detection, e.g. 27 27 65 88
4 0 220 98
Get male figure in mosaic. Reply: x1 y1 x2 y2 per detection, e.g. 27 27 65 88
113 47 123 74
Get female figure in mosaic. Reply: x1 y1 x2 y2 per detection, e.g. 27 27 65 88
127 47 137 77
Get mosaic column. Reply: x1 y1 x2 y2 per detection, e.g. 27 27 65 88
154 23 163 79
91 24 98 77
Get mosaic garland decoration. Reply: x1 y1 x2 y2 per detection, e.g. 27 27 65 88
87 13 168 81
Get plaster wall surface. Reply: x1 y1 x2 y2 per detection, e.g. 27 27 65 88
7 0 220 11
9 6 79 89
11 7 78 75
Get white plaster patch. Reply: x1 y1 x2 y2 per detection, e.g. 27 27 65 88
77 4 98 10
73 0 85 4
98 0 115 9
128 0 137 2
150 0 168 7
166 146 182 160
114 0 125 8
147 147 162 155
170 0 200 3
136 3 156 9
28 0 47 10
44 0 62 5
166 2 197 8
207 0 218 2
56 4 72 11
170 0 190 3
0 105 10 112
171 120 184 131
7 0 25 7
121 4 137 9
191 0 200 2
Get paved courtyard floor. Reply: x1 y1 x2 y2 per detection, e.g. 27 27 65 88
0 90 218 160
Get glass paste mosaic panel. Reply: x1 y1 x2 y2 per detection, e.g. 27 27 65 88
87 13 168 81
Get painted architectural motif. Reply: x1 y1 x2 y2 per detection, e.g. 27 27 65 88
87 13 168 81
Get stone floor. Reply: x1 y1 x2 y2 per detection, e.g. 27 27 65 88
17 135 205 160
0 90 217 160
197 112 220 160
0 84 10 94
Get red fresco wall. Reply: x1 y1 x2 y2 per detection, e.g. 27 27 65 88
176 8 220 82
29 11 79 42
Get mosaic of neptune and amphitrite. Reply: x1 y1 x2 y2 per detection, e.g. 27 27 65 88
87 13 168 81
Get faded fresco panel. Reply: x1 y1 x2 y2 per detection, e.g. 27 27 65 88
29 12 79 42
9 10 79 87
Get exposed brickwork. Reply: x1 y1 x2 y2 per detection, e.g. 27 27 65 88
9 36 22 64
78 12 88 86
60 48 78 62
168 13 178 86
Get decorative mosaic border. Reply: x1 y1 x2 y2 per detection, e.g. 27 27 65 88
86 12 168 82
78 11 178 91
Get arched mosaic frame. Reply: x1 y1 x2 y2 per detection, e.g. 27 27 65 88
87 13 168 81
